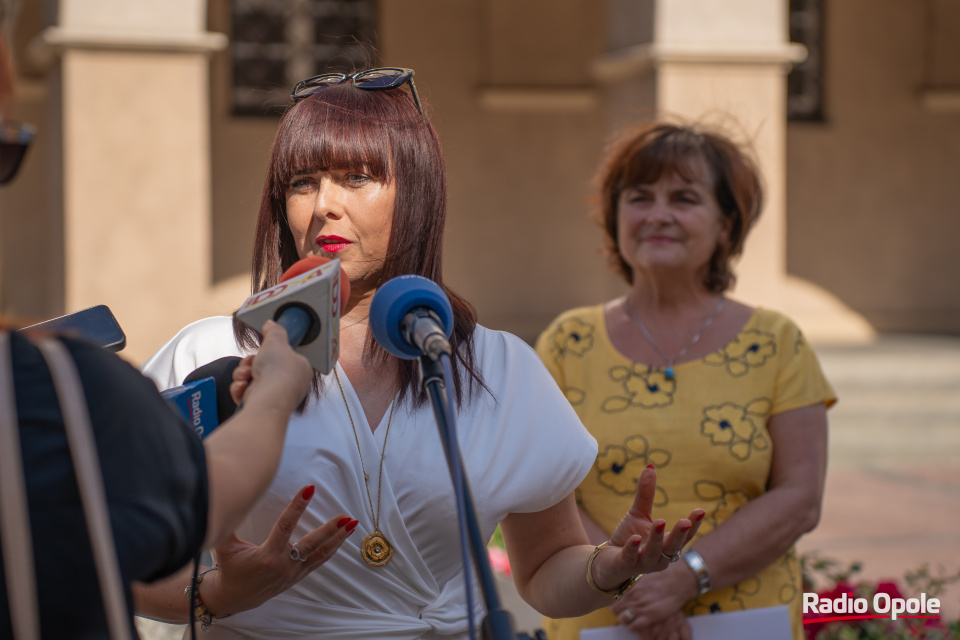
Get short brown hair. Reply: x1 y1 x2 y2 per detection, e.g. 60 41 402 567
596 122 764 292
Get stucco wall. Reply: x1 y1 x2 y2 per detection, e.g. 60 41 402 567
382 0 614 341
786 0 960 333
7 0 956 356
0 1 59 322
207 0 278 287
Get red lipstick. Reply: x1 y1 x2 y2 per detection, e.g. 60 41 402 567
316 235 351 253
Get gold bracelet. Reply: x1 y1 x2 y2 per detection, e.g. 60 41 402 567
184 566 230 633
585 542 643 601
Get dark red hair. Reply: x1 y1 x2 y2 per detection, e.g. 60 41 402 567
234 80 483 406
597 122 764 292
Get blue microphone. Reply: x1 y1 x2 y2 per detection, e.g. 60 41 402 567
369 276 454 360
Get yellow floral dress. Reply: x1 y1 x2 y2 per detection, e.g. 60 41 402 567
534 305 836 640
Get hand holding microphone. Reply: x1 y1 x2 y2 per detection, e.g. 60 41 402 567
236 256 350 373
165 257 350 435
230 320 313 414
234 270 450 410
169 321 315 439
230 257 350 407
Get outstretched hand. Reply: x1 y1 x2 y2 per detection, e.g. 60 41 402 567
591 466 704 591
200 485 357 617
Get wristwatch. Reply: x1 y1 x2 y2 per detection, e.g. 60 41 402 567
681 549 712 596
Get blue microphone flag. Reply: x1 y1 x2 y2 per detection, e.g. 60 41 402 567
161 376 219 439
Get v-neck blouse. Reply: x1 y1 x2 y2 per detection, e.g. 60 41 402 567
141 315 597 639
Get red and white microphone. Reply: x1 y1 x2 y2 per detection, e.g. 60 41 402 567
236 256 350 374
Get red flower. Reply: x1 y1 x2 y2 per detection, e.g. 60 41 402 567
873 580 904 599
488 546 511 578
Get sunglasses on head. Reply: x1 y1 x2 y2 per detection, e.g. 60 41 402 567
290 67 424 116
0 120 36 186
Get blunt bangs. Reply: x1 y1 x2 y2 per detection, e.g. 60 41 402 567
270 85 410 196
242 77 484 408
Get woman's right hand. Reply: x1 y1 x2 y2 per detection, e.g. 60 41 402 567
199 485 357 617
229 354 254 407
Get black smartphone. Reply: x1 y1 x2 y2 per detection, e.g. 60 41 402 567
21 305 127 352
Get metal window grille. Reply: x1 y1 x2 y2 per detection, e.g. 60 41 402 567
231 0 377 116
787 0 824 122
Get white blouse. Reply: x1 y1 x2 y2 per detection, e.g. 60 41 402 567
142 316 597 639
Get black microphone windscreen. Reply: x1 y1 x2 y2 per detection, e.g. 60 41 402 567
184 356 242 423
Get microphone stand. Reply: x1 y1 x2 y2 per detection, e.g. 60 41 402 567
418 354 539 640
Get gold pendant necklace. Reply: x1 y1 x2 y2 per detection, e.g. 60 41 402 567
334 369 398 567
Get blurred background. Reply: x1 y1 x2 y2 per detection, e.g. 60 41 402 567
5 0 960 361
1 0 958 635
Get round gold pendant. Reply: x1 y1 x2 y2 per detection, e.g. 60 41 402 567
361 531 393 566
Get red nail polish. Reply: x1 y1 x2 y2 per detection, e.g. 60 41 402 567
302 485 315 501
337 517 352 528
656 522 665 534
681 524 692 532
632 538 642 547
646 464 655 469
695 512 705 522
346 521 358 533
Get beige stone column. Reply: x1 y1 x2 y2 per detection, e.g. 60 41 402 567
39 0 226 362
594 0 873 342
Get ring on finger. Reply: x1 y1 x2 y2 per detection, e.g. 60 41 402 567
623 609 636 623
661 551 681 563
289 542 307 562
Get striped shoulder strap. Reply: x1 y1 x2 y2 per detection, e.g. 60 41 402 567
0 333 134 640
0 331 40 639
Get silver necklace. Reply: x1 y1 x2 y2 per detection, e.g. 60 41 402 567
622 297 725 380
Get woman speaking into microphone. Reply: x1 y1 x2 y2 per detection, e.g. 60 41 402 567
134 68 709 639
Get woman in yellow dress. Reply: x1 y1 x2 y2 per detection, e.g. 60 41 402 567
536 123 835 640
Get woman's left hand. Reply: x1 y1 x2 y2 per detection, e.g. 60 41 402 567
591 466 704 590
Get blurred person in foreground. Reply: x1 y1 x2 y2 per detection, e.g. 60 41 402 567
133 69 706 639
1 320 337 638
535 122 835 640
0 24 350 639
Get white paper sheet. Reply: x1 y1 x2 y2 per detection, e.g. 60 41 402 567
579 605 792 640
